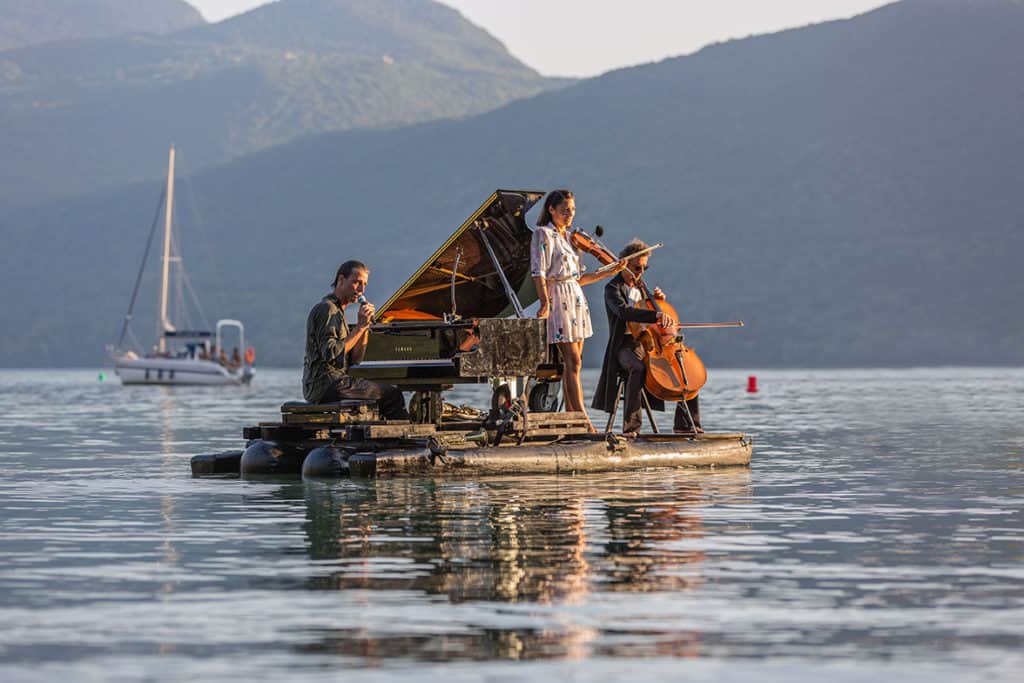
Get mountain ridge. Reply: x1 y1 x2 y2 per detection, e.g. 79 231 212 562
188 0 529 74
0 0 564 210
2 0 1021 369
0 0 204 51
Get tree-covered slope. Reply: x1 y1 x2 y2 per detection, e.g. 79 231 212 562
0 0 203 51
0 0 563 209
3 0 1021 369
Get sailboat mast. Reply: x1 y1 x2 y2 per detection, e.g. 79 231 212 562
157 146 175 353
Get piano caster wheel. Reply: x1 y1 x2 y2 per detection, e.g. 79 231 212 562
528 380 560 412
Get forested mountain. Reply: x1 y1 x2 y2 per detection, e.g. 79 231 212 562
0 0 561 209
0 0 203 51
2 0 1021 369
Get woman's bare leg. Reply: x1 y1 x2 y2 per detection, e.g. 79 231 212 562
558 341 595 431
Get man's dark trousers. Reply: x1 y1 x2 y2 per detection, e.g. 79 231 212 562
319 376 409 420
617 339 701 433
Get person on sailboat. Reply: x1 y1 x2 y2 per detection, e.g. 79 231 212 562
302 260 409 419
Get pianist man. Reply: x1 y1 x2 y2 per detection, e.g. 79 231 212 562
302 260 409 419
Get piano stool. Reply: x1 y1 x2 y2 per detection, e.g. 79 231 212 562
279 399 381 425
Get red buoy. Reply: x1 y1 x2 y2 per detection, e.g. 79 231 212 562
747 375 758 393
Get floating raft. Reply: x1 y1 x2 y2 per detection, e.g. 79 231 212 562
191 400 752 478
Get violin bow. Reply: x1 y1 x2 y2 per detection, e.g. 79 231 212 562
593 243 664 275
677 321 745 328
631 266 745 329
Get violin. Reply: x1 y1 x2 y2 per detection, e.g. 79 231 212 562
569 226 618 265
570 226 662 272
570 227 707 403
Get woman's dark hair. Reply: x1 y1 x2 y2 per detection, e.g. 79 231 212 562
536 189 575 227
332 260 368 287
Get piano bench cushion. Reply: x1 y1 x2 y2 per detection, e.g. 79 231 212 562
280 399 379 414
281 400 312 409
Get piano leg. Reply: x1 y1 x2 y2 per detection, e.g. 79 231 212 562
410 390 444 426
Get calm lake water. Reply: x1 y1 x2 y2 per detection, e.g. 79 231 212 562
0 367 1021 682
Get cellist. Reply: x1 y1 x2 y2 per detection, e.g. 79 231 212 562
591 239 703 436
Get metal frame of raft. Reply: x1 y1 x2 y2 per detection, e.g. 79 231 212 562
191 400 752 478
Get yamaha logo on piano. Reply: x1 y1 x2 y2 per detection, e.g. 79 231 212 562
395 346 415 354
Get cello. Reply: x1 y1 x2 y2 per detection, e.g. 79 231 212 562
569 228 707 403
627 273 706 402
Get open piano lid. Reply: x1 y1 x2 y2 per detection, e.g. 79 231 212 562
377 190 546 322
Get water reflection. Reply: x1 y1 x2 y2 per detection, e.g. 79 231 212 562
2 369 1022 679
158 390 182 603
282 471 750 661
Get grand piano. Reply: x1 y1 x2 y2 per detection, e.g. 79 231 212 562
348 189 561 423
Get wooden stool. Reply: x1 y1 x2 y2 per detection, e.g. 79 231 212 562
603 375 660 434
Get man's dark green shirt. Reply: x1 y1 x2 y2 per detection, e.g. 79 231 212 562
302 294 351 402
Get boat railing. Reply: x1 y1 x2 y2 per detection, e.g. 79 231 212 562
216 319 250 372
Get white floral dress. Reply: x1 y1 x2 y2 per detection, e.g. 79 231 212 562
530 224 593 343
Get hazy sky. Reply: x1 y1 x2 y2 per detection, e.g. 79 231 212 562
189 0 894 77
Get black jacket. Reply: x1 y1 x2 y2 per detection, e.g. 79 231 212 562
591 273 666 413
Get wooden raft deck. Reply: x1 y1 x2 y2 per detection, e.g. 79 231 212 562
190 400 752 477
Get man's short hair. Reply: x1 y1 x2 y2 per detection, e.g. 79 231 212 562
332 260 368 287
618 239 649 260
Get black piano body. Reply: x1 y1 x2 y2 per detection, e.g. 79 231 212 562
348 189 560 419
346 318 480 389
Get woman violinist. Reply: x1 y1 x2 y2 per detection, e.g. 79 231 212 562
591 239 703 436
530 189 623 432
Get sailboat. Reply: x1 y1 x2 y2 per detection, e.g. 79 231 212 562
110 147 255 386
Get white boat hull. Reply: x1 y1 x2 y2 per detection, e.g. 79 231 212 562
114 356 253 386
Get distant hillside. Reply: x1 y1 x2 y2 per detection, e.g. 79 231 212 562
0 0 204 51
3 0 1022 370
196 0 525 72
0 0 562 209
